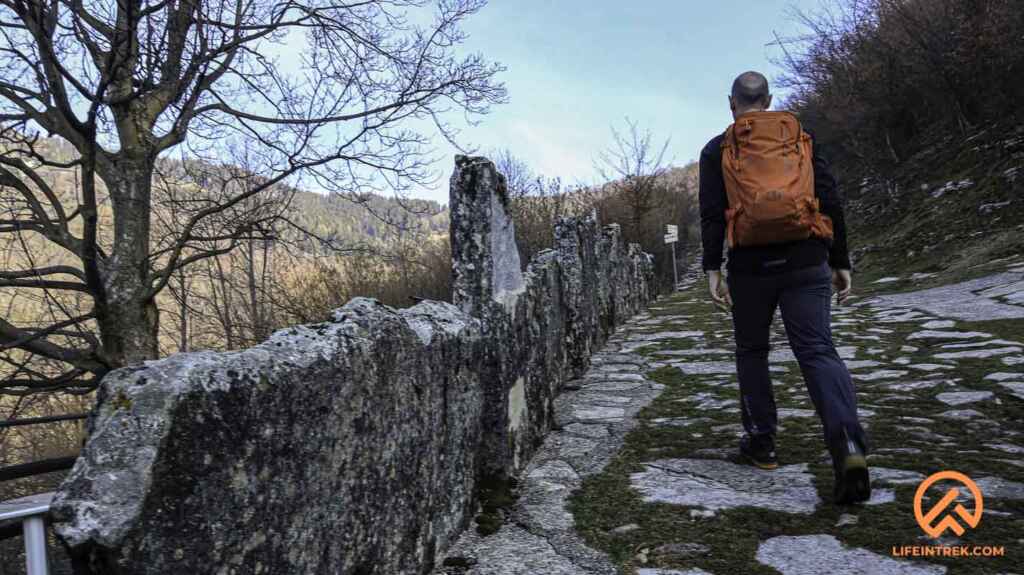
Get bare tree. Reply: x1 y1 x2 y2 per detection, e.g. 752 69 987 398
492 148 584 264
492 147 538 198
590 120 700 288
0 0 506 395
164 266 195 353
594 118 671 245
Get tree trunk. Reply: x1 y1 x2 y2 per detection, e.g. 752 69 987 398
95 156 160 367
177 269 189 352
259 240 272 340
212 256 236 349
246 239 269 343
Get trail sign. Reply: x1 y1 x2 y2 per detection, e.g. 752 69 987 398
664 225 679 290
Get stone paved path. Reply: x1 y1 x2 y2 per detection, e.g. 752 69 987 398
438 258 1024 574
433 275 699 575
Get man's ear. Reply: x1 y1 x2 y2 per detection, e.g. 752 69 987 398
729 96 736 112
764 94 773 110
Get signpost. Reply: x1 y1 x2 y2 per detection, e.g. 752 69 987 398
664 225 678 290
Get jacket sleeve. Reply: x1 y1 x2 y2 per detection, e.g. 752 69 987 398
810 135 852 270
699 137 727 272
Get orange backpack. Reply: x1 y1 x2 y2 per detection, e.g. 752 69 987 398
721 111 833 248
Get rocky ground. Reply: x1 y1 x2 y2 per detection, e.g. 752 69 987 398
436 258 1024 575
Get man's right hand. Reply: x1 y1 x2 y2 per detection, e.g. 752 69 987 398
708 270 732 312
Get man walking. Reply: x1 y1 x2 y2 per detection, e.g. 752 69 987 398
698 71 870 504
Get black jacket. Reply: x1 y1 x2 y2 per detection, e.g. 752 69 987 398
699 129 852 274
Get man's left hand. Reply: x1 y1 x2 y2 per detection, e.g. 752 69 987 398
832 268 852 305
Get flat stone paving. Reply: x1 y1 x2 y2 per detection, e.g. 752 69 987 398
630 459 820 515
756 535 947 575
437 262 1024 574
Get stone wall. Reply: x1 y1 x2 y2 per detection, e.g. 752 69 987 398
51 156 656 575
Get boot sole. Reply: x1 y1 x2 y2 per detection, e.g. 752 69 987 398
835 455 870 504
741 452 779 470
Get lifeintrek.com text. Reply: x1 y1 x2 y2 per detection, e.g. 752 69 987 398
891 545 1005 559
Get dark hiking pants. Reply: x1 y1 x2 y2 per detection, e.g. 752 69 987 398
727 262 867 454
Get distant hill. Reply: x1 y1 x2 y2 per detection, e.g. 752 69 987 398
287 188 449 253
21 136 450 252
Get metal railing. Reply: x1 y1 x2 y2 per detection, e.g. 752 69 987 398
0 491 54 575
0 412 86 575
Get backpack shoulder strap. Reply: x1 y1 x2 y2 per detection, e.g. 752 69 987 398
721 124 741 161
720 125 734 148
778 110 807 138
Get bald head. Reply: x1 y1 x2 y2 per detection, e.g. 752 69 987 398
730 71 772 114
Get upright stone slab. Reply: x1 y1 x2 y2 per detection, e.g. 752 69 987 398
555 214 596 377
450 155 524 316
449 155 527 479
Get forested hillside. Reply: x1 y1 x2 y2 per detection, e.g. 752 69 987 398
288 188 449 253
777 0 1024 289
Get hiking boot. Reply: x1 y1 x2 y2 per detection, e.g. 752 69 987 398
739 434 778 470
832 432 871 505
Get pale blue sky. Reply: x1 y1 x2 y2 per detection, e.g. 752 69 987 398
414 0 820 203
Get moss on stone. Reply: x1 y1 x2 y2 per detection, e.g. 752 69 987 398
474 474 519 536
